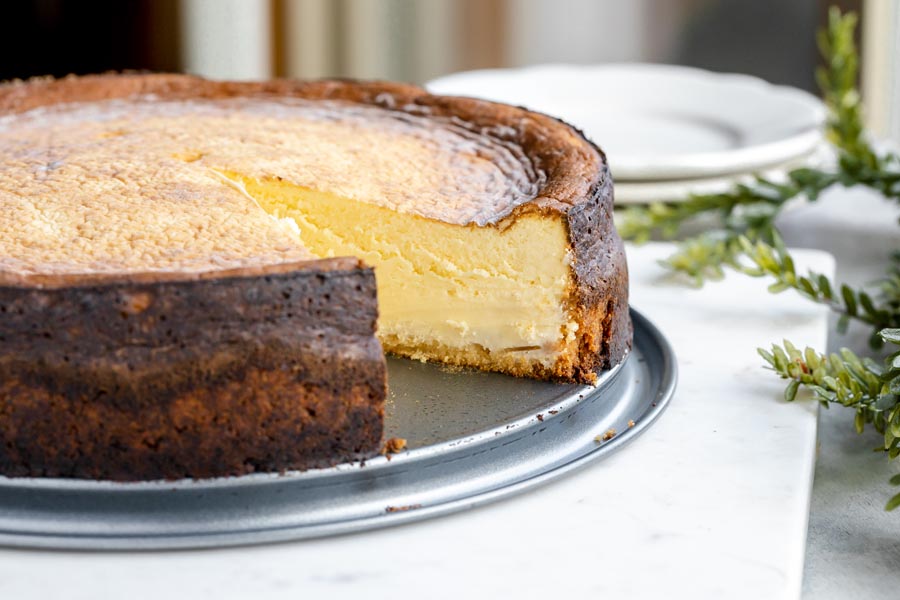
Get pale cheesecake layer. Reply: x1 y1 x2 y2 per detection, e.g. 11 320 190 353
229 173 578 370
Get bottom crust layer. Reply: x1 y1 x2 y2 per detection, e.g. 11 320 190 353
0 259 387 481
0 369 383 481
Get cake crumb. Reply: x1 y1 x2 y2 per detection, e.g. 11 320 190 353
381 437 407 455
386 504 422 513
628 420 635 428
536 413 544 422
594 428 617 443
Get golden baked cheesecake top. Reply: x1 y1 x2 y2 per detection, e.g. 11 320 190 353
0 80 564 277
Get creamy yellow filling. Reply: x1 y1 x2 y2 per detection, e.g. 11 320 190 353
222 172 576 367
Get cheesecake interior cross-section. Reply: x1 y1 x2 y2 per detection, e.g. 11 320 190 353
0 74 631 481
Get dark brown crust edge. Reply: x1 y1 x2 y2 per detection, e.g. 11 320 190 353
0 259 387 481
564 154 631 381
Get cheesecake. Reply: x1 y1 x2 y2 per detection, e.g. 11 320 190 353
0 74 630 480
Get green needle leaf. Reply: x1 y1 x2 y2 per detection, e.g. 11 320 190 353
886 492 900 512
785 380 800 402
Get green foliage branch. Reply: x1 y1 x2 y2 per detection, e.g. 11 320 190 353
619 8 900 509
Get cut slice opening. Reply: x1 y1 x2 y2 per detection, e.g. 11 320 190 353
217 171 580 377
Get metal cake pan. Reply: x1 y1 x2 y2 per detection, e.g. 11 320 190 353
0 308 676 550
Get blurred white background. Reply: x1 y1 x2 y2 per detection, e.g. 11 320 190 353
178 0 898 143
0 1 894 143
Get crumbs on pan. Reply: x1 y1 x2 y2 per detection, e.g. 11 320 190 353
594 428 617 443
382 437 407 454
381 437 407 461
628 420 635 428
437 362 474 375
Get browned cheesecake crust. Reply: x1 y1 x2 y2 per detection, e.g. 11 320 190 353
0 260 386 481
0 74 630 481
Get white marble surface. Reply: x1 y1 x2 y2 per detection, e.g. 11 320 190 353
0 243 832 599
775 186 900 599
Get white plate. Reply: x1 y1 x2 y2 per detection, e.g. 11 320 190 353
427 64 826 181
614 143 833 204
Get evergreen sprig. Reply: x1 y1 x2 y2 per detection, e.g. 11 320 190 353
761 331 900 510
618 7 900 509
816 9 874 165
619 7 900 337
737 234 900 341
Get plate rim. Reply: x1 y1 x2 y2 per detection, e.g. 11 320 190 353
613 142 834 204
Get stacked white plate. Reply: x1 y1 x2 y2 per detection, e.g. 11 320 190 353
427 64 828 204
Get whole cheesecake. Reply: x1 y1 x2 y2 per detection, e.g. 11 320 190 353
0 74 630 481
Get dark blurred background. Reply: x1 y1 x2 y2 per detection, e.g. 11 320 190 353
0 1 180 78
